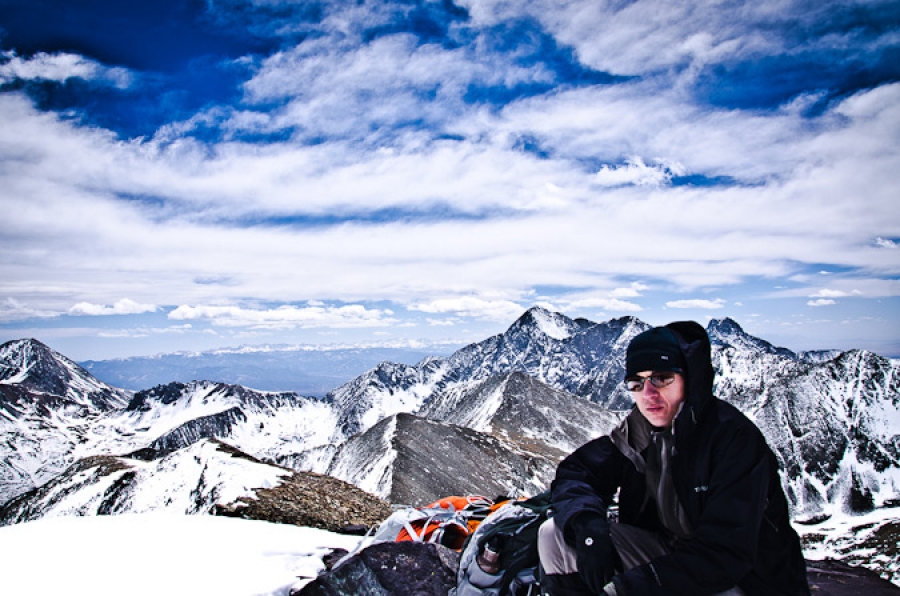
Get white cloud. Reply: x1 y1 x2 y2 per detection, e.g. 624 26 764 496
810 289 849 298
876 237 897 249
0 298 60 322
1 24 899 360
426 318 457 326
69 299 158 316
97 325 192 338
808 299 837 307
562 297 643 312
235 31 553 144
410 297 526 321
167 304 396 329
594 157 685 187
467 0 857 78
0 51 131 88
610 283 649 298
666 298 726 309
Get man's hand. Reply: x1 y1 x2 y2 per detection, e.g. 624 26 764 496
573 514 616 593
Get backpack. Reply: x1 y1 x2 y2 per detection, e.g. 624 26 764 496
370 495 498 551
451 490 552 596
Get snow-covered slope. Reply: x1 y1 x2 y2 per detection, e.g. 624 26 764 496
712 337 900 520
0 339 134 504
0 439 291 524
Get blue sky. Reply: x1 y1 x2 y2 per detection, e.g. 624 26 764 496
0 0 898 361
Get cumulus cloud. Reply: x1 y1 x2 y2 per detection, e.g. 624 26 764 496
610 283 649 298
808 299 837 307
69 299 158 316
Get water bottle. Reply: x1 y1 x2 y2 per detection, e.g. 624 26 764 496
476 539 501 574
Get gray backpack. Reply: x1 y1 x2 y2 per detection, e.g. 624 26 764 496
451 491 551 596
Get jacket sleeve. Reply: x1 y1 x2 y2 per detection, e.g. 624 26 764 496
616 419 773 595
550 436 624 543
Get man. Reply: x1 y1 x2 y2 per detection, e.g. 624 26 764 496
538 321 809 595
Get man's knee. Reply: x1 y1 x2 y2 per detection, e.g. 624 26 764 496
537 517 579 576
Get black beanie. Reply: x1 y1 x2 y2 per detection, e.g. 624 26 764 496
625 326 686 377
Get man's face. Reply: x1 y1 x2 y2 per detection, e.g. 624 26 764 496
630 371 686 429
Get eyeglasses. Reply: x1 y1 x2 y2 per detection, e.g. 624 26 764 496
624 372 679 392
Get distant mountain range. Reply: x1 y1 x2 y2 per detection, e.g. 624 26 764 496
79 344 449 396
2 307 899 581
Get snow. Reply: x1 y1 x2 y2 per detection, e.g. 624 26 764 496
531 308 574 340
798 506 900 585
0 513 363 596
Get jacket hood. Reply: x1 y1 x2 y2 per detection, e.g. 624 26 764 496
665 321 715 433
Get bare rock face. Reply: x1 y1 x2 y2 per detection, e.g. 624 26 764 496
296 541 459 596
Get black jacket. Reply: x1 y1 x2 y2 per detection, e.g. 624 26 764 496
550 321 810 595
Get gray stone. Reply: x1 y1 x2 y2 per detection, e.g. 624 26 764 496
295 541 460 596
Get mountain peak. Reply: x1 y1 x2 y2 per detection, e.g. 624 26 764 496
708 317 745 335
1 338 130 416
0 338 72 387
707 318 796 358
513 306 578 340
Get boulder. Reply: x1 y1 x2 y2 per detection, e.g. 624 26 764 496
295 541 459 596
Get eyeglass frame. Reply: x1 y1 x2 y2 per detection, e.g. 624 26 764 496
624 370 682 392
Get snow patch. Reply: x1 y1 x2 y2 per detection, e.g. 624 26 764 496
531 308 574 340
0 514 363 596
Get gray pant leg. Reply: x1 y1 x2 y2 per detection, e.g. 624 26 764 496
537 517 578 575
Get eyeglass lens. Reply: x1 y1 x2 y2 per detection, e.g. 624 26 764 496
625 373 676 392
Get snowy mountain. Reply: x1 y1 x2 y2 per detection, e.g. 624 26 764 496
711 333 900 520
1 307 899 583
319 309 900 522
0 337 130 413
0 341 336 506
324 372 623 505
324 309 646 447
0 339 132 505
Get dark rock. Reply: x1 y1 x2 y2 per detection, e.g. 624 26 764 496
295 541 459 596
213 460 392 532
807 558 900 594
